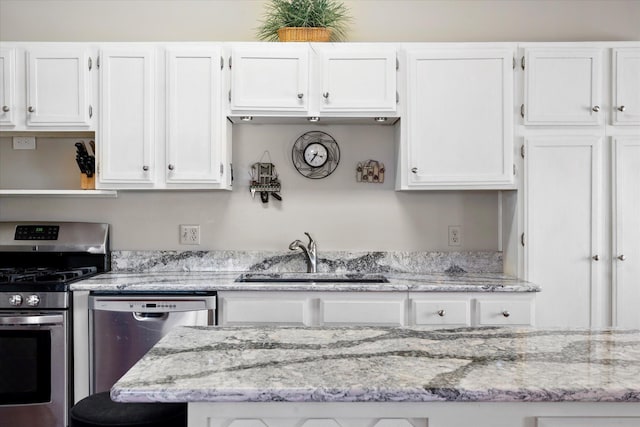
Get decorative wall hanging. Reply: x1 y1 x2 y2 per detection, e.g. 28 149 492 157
291 131 340 179
250 151 282 203
356 160 385 183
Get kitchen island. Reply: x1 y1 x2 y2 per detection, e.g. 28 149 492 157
111 326 640 427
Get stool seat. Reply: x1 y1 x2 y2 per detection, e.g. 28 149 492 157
69 391 187 427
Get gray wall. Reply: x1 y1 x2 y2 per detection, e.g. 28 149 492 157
1 0 638 251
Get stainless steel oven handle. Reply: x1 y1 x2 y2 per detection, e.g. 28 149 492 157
0 314 64 326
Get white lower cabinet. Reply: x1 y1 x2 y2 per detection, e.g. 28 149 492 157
320 294 406 326
537 417 640 427
217 291 535 327
411 297 471 326
225 419 418 427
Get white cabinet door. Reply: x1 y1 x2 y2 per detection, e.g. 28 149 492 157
26 47 91 127
475 299 534 326
0 47 15 126
524 48 602 125
404 47 514 189
166 48 223 185
525 136 601 327
230 46 309 111
320 296 406 326
612 48 640 125
98 47 156 187
318 47 396 113
612 137 640 328
411 299 471 326
218 293 312 326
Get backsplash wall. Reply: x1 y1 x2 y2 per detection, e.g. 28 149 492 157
0 124 499 251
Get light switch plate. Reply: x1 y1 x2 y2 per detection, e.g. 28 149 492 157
12 136 36 150
179 224 200 245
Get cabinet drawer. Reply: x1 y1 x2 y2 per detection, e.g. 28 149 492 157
220 297 310 326
320 299 405 326
476 300 533 326
412 300 471 326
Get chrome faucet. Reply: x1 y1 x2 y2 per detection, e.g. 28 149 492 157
288 232 317 273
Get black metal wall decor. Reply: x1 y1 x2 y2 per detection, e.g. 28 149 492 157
291 131 340 179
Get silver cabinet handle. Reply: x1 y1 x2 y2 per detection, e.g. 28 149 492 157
297 93 304 99
142 165 149 171
437 309 446 317
592 255 600 261
2 106 9 112
411 167 418 174
618 105 626 112
592 105 601 112
322 92 329 99
28 106 35 113
168 164 175 171
618 254 626 261
502 310 510 318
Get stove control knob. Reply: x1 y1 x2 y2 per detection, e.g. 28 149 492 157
26 294 41 307
9 294 23 306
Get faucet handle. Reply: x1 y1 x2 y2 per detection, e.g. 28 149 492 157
304 232 315 247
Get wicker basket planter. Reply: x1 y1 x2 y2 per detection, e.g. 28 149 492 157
277 27 332 42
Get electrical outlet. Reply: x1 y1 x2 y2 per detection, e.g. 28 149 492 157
448 225 462 246
179 225 200 245
12 136 36 150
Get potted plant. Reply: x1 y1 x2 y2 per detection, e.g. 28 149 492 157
256 0 352 42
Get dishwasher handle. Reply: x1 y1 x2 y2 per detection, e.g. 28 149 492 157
132 312 169 321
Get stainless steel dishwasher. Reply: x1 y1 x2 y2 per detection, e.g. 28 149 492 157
88 292 216 393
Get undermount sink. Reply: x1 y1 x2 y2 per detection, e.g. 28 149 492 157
236 272 389 283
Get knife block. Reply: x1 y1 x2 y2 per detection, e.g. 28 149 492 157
80 174 95 190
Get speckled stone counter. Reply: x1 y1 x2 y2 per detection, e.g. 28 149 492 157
70 271 538 292
112 326 640 403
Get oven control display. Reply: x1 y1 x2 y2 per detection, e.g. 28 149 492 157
15 225 60 240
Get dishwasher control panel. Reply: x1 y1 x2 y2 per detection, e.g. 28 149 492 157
89 294 216 313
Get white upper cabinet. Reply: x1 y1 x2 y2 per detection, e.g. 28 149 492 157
98 44 230 190
26 47 92 127
523 47 602 125
612 48 640 125
400 46 514 190
612 137 640 328
165 47 224 186
0 47 15 126
98 46 156 187
230 45 309 112
229 44 398 117
317 46 397 113
0 44 93 130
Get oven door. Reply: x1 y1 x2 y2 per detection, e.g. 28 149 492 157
0 312 68 427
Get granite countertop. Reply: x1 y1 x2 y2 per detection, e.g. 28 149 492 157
70 271 539 293
111 326 640 403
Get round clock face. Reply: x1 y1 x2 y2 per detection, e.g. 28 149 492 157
292 131 340 179
303 142 328 167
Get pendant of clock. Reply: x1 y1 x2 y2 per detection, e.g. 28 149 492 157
292 131 340 179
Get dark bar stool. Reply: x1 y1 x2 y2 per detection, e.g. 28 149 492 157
69 392 187 427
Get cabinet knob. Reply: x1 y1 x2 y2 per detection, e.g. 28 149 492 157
592 254 600 261
411 167 418 174
168 164 175 171
618 105 626 112
2 106 9 112
322 92 329 99
618 254 626 261
28 106 35 113
437 309 446 317
297 93 304 99
502 310 510 318
142 165 149 171
591 105 600 112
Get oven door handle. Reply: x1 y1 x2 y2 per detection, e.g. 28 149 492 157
0 314 64 326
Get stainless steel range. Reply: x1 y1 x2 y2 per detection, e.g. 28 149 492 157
0 221 109 427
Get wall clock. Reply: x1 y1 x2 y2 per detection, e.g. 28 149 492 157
291 131 340 179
